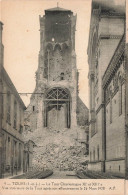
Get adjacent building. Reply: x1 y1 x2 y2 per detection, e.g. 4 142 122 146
88 0 126 177
126 42 128 178
0 22 34 178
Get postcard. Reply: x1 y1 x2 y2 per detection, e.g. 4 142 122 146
0 0 128 194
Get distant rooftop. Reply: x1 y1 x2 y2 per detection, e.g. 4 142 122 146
92 0 125 14
45 6 71 12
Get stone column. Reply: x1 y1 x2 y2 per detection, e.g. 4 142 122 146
101 88 106 172
89 72 96 134
37 94 44 129
70 52 77 128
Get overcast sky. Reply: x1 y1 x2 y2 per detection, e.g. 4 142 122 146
1 0 91 107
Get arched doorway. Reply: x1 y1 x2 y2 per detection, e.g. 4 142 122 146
44 87 71 129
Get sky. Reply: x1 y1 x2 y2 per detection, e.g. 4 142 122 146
1 0 92 107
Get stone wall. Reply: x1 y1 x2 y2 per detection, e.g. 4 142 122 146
105 160 125 176
87 1 125 175
1 68 26 177
106 84 125 160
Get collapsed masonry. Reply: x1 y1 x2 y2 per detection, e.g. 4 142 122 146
23 126 89 171
24 6 89 171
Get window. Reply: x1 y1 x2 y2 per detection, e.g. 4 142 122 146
45 87 70 128
7 92 11 123
97 145 99 161
33 106 35 111
93 149 95 161
90 152 92 162
60 72 64 80
14 101 17 129
96 116 98 133
110 97 112 124
19 125 23 134
119 84 122 115
7 136 11 165
8 137 10 142
18 143 22 169
13 140 17 166
52 37 55 42
87 135 89 142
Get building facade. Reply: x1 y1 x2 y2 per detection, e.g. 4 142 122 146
24 7 89 170
0 22 34 178
88 0 126 177
126 43 128 178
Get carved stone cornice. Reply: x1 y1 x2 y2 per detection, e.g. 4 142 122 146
100 11 125 19
99 34 123 41
102 35 125 89
96 103 105 115
45 40 70 50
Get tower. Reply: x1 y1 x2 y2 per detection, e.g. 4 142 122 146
24 7 89 170
30 7 77 130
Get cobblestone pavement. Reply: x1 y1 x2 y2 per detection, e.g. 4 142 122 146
47 171 79 179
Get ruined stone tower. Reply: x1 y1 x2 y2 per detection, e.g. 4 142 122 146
24 7 88 170
37 7 77 129
26 7 77 130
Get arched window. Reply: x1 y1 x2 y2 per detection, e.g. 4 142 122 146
44 87 71 129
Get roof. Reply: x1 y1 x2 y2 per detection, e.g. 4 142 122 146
77 96 89 111
92 0 125 14
45 7 71 12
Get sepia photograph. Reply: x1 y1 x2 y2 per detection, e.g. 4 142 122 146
0 0 127 185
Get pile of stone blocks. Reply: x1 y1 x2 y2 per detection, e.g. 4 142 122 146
23 127 88 171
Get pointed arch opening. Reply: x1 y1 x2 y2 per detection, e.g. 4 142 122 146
44 87 71 129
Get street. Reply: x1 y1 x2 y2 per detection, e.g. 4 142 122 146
47 171 79 179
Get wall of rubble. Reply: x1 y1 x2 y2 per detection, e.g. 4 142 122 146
23 126 89 171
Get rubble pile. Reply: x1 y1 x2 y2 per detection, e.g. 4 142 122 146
23 127 88 171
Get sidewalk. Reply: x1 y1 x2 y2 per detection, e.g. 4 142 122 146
11 169 53 179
